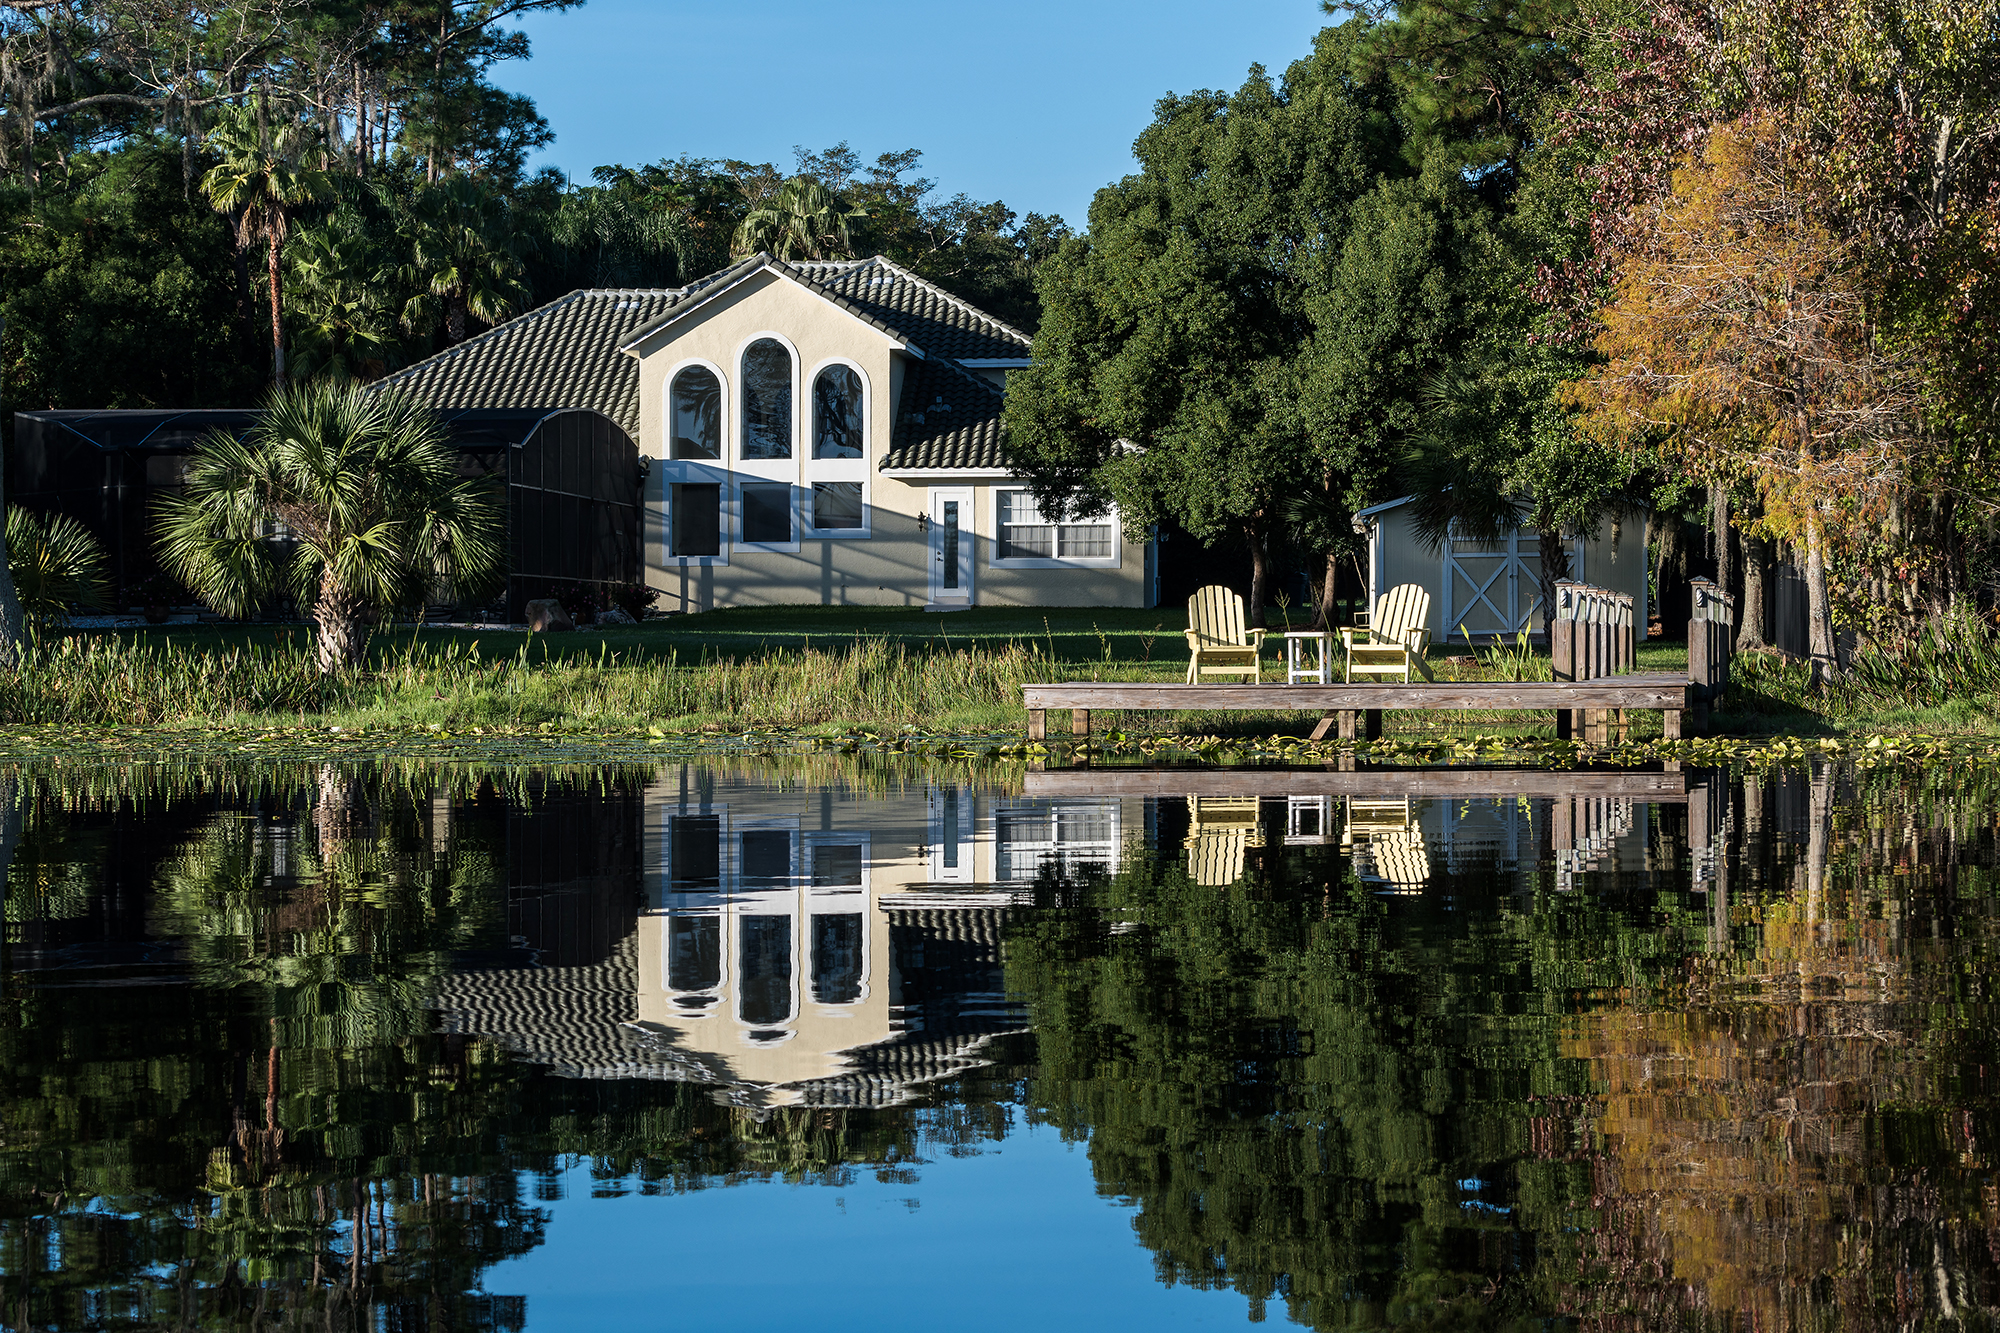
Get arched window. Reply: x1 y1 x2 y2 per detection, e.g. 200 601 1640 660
812 364 864 459
740 339 792 460
669 365 720 460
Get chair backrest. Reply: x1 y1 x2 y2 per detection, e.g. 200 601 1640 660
1187 585 1249 647
1373 584 1432 642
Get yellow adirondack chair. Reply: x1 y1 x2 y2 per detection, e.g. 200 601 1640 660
1344 584 1435 682
1185 586 1266 684
1341 798 1430 893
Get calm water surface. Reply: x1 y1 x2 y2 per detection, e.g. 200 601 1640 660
1 756 1995 1331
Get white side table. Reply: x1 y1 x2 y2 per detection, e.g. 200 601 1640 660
1282 630 1335 684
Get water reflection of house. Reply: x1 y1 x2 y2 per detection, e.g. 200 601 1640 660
434 769 1141 1109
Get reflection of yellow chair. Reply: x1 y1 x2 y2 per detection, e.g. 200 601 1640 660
1185 586 1266 684
1185 796 1263 886
1342 584 1434 682
1343 798 1429 892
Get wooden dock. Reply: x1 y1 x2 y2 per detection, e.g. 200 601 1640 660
1023 766 1688 800
1020 673 1691 742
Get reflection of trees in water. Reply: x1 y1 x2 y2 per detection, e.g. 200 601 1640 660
1006 771 2000 1331
1557 764 2000 1331
0 765 956 1331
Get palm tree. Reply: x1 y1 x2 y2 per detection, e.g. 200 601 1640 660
400 177 530 345
286 225 401 381
199 97 329 389
732 175 866 261
156 383 503 673
5 507 109 630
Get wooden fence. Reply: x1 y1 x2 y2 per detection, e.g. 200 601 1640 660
1551 581 1636 740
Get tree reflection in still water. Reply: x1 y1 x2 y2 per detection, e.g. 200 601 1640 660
1006 764 2000 1331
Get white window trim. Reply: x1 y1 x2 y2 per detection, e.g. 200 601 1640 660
803 356 873 538
733 330 803 476
987 486 1122 570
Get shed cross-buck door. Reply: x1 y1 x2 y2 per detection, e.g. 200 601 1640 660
928 488 973 607
1441 522 1575 640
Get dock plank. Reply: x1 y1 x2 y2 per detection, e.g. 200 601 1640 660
1022 674 1687 712
1023 767 1689 800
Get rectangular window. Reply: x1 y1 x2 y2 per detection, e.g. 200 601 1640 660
811 843 864 888
811 482 864 530
670 483 721 557
741 483 792 544
997 490 1052 559
996 489 1115 563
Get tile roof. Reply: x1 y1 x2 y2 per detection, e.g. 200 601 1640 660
373 290 675 436
371 258 766 436
884 356 1010 471
793 257 1033 363
379 253 1027 474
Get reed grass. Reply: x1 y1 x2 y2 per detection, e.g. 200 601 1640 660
0 631 1085 732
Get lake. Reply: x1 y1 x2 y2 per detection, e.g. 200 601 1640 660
0 753 1992 1330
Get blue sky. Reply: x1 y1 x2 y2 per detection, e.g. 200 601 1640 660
497 0 1335 229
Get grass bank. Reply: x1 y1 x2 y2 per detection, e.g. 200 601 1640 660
17 604 1998 738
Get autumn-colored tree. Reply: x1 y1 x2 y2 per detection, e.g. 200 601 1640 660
1570 116 1920 683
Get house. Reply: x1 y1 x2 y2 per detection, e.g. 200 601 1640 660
1351 496 1651 644
377 252 1160 613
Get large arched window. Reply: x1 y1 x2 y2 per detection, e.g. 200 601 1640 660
740 339 792 460
812 364 864 459
669 365 720 460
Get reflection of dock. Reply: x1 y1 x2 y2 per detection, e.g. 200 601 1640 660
1023 767 1689 800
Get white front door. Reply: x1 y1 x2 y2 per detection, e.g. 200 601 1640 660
928 488 973 606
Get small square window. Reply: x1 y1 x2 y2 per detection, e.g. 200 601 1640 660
811 843 864 887
812 482 864 530
742 484 792 544
740 829 792 882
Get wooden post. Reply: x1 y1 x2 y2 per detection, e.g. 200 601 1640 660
1309 714 1338 742
1028 709 1046 741
1072 708 1090 738
1552 797 1574 852
1552 582 1577 740
1337 710 1359 741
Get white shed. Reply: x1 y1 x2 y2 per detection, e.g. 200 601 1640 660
1351 497 1649 645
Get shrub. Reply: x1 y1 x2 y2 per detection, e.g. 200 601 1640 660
7 508 110 629
552 582 601 625
607 581 660 619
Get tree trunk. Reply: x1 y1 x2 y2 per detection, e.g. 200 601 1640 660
1315 551 1339 630
1536 518 1572 642
1804 511 1841 687
1738 530 1772 651
1247 529 1271 629
1654 514 1684 634
0 417 28 668
313 579 367 674
445 291 468 345
267 227 286 389
1710 483 1732 602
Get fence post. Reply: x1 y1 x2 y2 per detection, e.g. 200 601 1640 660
1687 579 1735 735
1552 582 1577 740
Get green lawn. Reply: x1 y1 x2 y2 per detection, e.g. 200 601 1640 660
107 605 1694 676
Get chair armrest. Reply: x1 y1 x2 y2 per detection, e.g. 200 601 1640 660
1399 627 1432 652
1184 629 1202 648
1245 629 1267 647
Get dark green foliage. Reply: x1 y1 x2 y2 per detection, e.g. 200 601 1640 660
0 146 263 413
4 506 109 629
